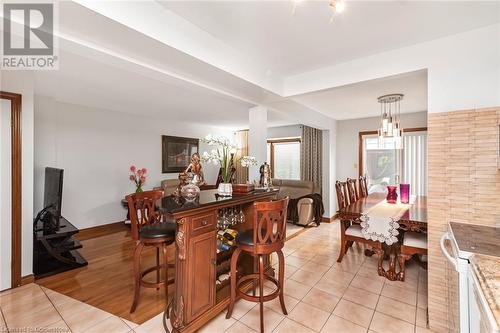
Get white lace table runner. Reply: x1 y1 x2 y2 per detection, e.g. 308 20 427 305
360 198 413 245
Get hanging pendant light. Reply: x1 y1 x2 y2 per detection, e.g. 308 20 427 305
377 94 404 149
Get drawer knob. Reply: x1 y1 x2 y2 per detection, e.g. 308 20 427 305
201 220 208 226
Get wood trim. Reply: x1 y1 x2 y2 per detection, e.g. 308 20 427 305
21 274 35 286
358 127 428 177
321 214 338 223
76 221 127 241
1 91 22 289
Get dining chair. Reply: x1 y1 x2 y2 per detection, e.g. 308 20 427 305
126 189 176 313
346 178 359 203
358 175 368 198
226 198 289 333
335 181 349 209
336 180 382 263
397 231 428 281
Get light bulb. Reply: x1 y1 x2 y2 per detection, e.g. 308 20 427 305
335 0 345 13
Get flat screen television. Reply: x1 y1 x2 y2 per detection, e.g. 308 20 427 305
43 167 64 230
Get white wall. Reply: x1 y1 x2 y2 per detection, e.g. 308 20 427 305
34 96 233 229
336 111 428 181
267 124 301 139
248 106 268 182
0 72 35 278
285 23 500 114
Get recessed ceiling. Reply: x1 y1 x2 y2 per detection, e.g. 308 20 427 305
292 70 427 120
160 1 500 77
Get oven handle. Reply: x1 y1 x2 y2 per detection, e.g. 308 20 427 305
440 233 458 271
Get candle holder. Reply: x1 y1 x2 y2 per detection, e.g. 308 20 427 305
386 185 398 204
400 183 410 204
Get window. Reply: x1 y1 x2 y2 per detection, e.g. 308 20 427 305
267 138 300 180
360 129 427 196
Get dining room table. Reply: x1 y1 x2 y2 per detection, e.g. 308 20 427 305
338 192 428 281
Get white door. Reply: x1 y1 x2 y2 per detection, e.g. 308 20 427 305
0 99 12 291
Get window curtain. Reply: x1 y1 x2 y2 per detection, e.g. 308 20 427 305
300 125 323 193
402 131 427 196
234 130 249 184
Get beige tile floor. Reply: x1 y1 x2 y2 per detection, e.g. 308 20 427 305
0 221 432 333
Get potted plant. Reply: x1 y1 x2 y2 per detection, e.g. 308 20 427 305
129 165 147 193
201 134 257 196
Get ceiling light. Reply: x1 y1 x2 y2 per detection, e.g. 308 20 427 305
377 94 404 149
330 0 346 13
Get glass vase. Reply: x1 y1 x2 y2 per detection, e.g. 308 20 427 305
386 185 398 204
399 183 410 204
135 185 143 193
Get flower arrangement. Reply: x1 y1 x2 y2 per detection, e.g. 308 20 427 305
201 134 257 183
129 165 147 192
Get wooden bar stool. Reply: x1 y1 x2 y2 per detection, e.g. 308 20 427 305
226 198 289 333
126 189 176 313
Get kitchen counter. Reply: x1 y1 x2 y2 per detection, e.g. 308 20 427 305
470 254 500 328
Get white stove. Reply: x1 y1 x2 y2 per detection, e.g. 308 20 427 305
441 222 500 333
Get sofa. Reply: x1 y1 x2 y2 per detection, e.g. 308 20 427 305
271 179 318 226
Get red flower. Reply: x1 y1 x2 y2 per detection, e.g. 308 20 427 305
137 169 143 175
130 165 136 172
129 175 135 181
142 168 147 174
140 176 146 184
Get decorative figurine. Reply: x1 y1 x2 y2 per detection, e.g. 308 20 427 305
174 153 205 198
259 162 272 188
184 152 206 186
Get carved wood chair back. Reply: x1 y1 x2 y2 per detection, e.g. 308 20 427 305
346 178 358 203
335 181 349 209
252 198 289 252
359 175 368 198
126 189 164 241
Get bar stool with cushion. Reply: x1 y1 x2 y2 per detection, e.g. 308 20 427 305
126 189 176 313
397 231 428 281
226 198 289 333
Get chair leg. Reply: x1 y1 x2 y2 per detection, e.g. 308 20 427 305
258 254 265 333
156 246 160 290
252 255 257 297
337 221 346 263
130 242 144 313
163 242 169 301
276 249 287 315
226 248 241 319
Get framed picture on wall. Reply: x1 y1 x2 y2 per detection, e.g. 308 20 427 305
162 135 199 173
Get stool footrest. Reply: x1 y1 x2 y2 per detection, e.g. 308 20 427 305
236 273 281 303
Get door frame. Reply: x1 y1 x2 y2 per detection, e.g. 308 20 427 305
358 127 427 177
0 91 22 288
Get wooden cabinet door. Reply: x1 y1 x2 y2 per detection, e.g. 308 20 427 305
186 230 216 322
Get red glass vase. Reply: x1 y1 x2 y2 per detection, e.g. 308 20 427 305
386 185 398 204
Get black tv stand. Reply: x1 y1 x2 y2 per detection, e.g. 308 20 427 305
33 216 88 278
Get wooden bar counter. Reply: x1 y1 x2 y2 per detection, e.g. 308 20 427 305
158 189 278 333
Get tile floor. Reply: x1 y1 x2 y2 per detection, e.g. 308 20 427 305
0 221 432 333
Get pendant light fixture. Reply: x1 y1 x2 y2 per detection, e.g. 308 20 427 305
377 94 404 149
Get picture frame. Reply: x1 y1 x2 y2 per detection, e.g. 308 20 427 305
162 135 199 173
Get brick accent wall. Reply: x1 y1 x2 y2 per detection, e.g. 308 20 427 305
427 107 500 332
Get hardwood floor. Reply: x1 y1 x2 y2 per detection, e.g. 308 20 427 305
36 223 175 324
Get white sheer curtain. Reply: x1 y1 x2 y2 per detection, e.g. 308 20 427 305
402 131 427 196
363 130 427 196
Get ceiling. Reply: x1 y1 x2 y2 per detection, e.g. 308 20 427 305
160 1 500 77
293 70 428 120
34 47 257 128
